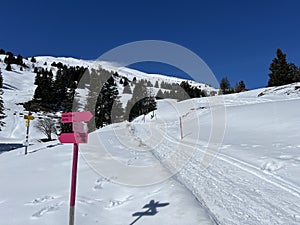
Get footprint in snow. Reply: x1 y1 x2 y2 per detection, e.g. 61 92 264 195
25 195 58 205
105 195 134 209
31 202 63 218
77 196 103 205
261 160 284 172
93 177 116 190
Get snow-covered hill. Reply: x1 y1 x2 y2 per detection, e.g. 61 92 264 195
0 54 218 143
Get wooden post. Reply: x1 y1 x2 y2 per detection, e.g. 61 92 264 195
69 143 79 225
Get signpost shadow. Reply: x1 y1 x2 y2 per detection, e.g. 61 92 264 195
130 200 170 225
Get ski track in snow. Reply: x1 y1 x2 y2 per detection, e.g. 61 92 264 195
157 135 300 224
130 95 300 224
132 102 300 225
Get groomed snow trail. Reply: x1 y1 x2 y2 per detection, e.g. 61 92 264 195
132 96 300 225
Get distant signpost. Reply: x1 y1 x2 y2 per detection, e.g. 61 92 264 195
23 112 34 155
58 111 93 225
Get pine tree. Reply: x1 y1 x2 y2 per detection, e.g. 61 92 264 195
125 81 156 121
123 84 132 94
31 57 37 63
33 70 54 109
156 89 164 99
111 96 124 123
5 63 12 71
220 77 231 94
86 68 123 129
132 77 137 84
234 80 246 93
95 76 121 128
268 49 295 86
0 69 5 130
16 54 23 65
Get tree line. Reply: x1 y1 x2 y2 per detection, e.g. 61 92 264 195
219 48 300 95
1 47 299 133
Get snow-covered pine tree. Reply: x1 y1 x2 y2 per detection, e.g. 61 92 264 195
86 68 123 130
125 80 156 121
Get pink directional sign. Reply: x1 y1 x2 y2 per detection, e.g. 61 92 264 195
61 111 93 123
59 132 88 143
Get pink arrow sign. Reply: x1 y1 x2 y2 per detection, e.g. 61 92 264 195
59 132 88 143
61 111 93 123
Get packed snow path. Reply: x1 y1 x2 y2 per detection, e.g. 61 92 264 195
132 95 300 225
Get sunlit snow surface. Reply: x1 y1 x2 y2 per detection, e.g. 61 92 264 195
1 56 300 224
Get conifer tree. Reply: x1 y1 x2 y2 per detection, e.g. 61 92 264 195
5 63 12 71
268 49 296 86
220 77 231 94
125 81 156 121
123 84 132 94
156 89 164 99
0 69 5 130
234 80 246 93
31 57 37 63
86 68 123 129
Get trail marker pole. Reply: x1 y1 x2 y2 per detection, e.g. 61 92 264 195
25 119 30 155
58 111 93 225
24 112 34 155
180 116 183 139
69 143 78 225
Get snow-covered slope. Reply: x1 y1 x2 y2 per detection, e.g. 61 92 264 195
133 85 300 224
0 54 218 143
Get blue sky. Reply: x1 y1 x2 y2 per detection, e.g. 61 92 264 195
1 0 300 89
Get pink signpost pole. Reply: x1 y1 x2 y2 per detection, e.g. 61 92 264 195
58 111 93 225
69 143 79 225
